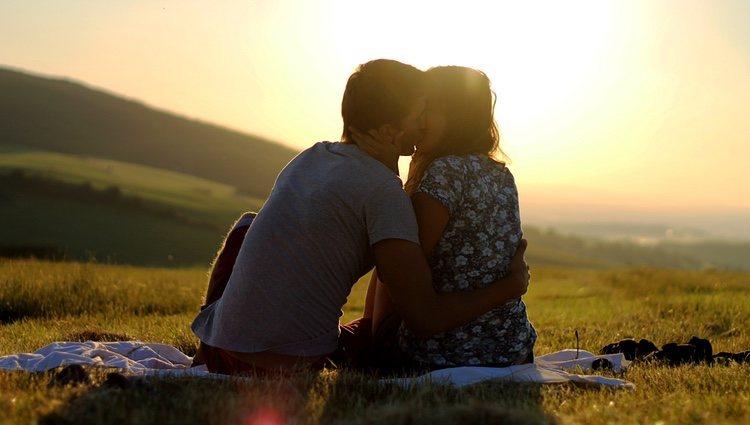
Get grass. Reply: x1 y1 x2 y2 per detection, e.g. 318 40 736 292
1 259 749 424
0 146 267 266
0 146 265 225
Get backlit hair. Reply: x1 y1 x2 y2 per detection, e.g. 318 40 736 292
424 66 501 157
405 66 506 194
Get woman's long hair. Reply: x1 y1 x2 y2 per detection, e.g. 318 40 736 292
405 66 506 194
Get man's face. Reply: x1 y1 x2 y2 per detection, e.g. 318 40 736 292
395 96 427 156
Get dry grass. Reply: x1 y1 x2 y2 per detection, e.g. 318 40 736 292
1 259 749 424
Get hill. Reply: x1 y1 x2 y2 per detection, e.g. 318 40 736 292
522 226 750 271
0 67 300 198
0 153 265 267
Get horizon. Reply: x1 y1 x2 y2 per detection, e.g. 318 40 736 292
1 0 749 238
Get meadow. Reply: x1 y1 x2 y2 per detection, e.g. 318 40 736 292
0 146 264 266
1 259 749 424
0 146 265 224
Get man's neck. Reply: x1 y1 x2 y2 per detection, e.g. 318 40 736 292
345 140 399 174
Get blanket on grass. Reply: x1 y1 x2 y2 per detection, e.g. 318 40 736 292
0 342 633 389
0 341 213 378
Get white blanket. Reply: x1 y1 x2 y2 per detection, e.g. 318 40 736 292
384 349 634 389
0 342 633 388
0 341 214 378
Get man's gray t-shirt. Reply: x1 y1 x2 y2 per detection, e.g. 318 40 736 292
191 142 419 356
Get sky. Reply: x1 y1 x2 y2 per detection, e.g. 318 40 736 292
1 0 749 233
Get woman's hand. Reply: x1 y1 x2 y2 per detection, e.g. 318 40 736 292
349 126 402 173
404 154 428 193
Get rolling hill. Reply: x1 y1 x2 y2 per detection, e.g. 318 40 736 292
0 153 265 267
0 67 300 199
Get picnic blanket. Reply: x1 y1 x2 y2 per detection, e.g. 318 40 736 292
385 349 634 389
0 341 214 378
0 342 633 388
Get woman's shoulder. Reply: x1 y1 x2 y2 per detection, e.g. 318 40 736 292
428 154 509 174
421 156 467 181
427 154 485 170
429 154 468 168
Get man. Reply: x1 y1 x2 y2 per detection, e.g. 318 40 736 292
191 59 530 373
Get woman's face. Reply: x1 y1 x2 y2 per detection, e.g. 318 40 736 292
415 99 446 155
395 96 427 155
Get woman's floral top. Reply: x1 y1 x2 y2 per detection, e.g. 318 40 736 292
398 154 537 367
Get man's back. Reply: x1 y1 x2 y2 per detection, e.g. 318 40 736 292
191 142 418 357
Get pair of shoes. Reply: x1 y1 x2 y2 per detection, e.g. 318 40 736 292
600 336 714 366
642 336 713 366
600 338 659 361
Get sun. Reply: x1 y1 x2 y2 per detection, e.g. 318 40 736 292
322 1 617 156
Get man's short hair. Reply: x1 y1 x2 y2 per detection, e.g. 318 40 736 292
341 59 425 142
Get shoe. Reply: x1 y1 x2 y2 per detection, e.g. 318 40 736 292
600 338 658 361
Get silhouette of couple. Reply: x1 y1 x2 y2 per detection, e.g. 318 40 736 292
191 59 536 374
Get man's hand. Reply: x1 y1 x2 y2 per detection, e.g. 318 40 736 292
506 239 530 298
349 126 402 173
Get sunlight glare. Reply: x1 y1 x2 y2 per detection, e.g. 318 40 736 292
325 1 617 179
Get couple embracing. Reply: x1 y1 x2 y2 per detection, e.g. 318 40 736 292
191 59 537 374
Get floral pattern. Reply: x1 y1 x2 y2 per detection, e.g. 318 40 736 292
398 154 537 367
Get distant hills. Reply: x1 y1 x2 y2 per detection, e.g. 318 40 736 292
0 67 299 199
520 183 750 241
0 147 267 266
522 226 750 271
0 66 298 266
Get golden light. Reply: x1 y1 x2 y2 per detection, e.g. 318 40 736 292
320 1 620 179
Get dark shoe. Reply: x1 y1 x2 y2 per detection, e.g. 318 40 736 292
101 372 131 389
600 338 658 361
591 358 613 371
645 338 713 366
636 339 659 358
713 350 750 364
687 336 713 364
47 364 91 388
601 339 638 360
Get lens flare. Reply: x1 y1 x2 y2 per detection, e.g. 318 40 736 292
243 406 285 425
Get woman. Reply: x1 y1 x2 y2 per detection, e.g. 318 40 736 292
362 66 536 368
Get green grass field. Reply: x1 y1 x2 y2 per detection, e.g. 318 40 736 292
1 259 749 424
0 145 265 226
0 146 266 266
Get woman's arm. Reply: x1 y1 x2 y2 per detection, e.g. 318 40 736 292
411 192 450 255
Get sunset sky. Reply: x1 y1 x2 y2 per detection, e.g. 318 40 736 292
2 1 748 226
